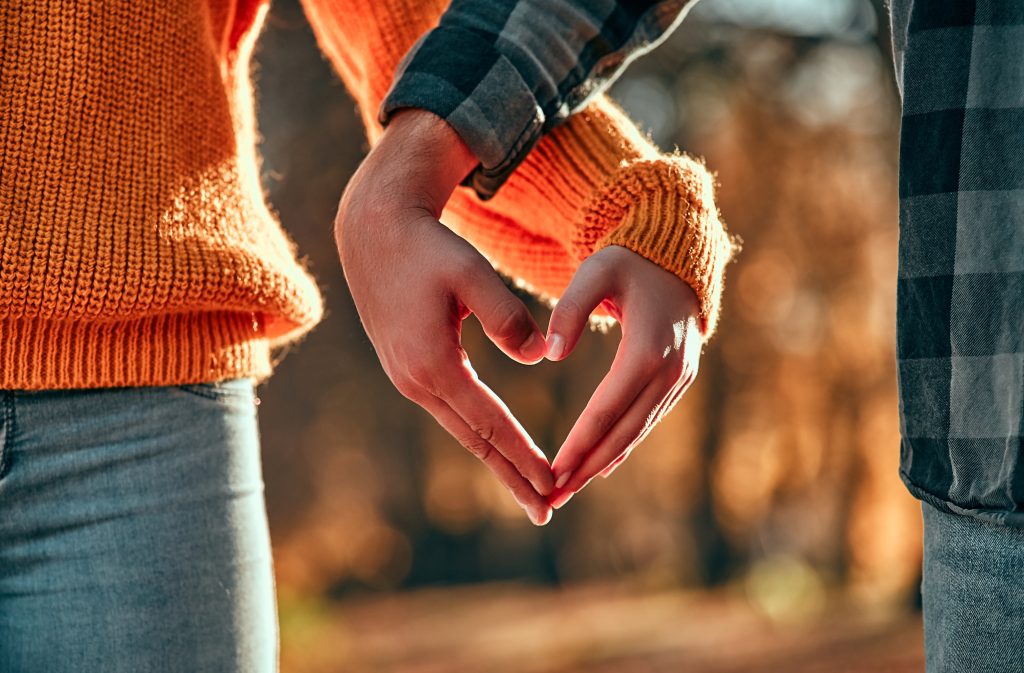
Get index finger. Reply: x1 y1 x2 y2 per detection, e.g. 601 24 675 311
549 335 654 485
432 352 555 498
418 392 553 525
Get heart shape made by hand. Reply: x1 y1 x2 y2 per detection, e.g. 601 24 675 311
450 246 704 526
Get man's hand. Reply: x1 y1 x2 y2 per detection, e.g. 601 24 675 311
335 109 554 526
545 245 703 509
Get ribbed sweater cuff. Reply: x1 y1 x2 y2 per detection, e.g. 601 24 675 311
0 312 272 390
573 157 735 337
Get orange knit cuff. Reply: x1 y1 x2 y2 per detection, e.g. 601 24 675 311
573 156 736 337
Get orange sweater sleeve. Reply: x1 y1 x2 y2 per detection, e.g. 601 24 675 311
299 0 735 335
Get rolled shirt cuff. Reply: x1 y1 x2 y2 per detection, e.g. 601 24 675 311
378 25 545 200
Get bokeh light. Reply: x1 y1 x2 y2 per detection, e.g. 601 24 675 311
252 0 921 669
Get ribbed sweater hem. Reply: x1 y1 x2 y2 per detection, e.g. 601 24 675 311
0 311 272 390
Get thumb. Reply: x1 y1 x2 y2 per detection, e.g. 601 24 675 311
460 265 547 364
545 257 614 362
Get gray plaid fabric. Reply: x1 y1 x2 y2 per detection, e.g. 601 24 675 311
892 0 1024 527
383 0 1024 525
378 0 698 199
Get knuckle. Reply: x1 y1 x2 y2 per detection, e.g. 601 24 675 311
492 300 530 340
593 410 618 437
554 296 584 326
461 436 494 462
450 250 486 282
582 250 614 275
611 433 634 456
469 422 497 445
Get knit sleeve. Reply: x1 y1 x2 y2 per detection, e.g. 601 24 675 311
377 0 700 199
299 0 734 336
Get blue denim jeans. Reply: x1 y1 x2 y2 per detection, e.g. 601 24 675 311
923 503 1024 673
0 379 277 672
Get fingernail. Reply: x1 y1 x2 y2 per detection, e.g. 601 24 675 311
546 333 566 361
552 491 573 510
554 470 572 489
533 508 552 526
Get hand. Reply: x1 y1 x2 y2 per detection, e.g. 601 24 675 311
335 109 554 526
545 245 703 509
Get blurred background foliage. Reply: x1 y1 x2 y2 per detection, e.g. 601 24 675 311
252 0 923 669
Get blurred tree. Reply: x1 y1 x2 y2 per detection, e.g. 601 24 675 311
253 0 918 611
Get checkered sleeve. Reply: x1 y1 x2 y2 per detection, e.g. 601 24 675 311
893 0 1024 526
378 0 698 199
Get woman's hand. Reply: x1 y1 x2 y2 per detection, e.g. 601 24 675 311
336 109 554 526
545 245 703 509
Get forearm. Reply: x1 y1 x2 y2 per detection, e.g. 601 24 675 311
307 0 724 521
303 0 733 336
378 0 702 196
445 96 734 335
336 109 476 230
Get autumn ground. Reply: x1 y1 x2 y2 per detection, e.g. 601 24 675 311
280 583 923 673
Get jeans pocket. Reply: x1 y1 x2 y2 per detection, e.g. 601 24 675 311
173 378 256 404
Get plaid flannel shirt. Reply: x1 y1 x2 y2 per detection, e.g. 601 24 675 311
381 0 1024 526
892 0 1023 526
379 0 699 199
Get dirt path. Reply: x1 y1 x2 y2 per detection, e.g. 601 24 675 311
280 584 923 673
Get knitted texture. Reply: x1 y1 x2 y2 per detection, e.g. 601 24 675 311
1 0 322 389
302 0 735 333
1 0 733 389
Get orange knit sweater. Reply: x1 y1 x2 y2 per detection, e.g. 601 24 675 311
0 0 733 390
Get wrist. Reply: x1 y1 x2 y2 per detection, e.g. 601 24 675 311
374 108 478 217
336 109 477 265
576 158 734 338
